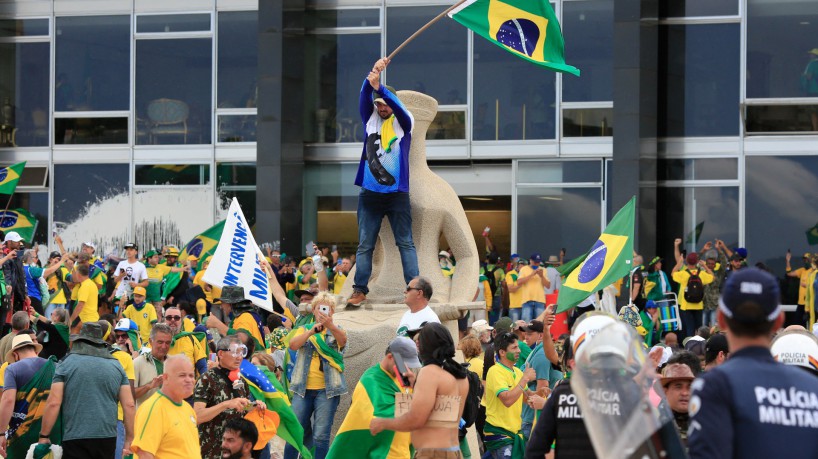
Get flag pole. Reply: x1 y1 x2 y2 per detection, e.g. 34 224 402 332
387 0 467 61
0 192 13 228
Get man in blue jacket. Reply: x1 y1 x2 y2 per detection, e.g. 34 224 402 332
347 57 418 307
688 268 818 458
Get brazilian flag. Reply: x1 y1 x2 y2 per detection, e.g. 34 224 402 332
807 222 818 246
0 208 38 243
556 197 636 313
327 364 409 459
448 0 580 76
0 161 26 195
163 220 225 298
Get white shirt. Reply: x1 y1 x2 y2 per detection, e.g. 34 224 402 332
114 260 148 298
397 305 441 337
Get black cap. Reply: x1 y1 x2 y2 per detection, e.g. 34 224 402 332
705 333 729 362
49 251 61 260
522 320 544 333
719 268 780 323
123 242 138 250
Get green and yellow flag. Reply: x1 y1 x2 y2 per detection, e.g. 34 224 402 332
556 197 636 313
0 161 26 195
0 208 38 243
327 364 411 459
806 222 818 246
162 220 226 298
291 323 344 372
448 0 580 76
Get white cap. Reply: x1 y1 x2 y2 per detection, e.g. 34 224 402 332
82 241 96 250
771 329 818 372
438 250 450 258
472 319 493 333
3 231 22 243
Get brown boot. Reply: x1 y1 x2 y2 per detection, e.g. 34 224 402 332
346 290 367 309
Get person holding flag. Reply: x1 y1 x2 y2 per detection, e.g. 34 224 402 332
206 286 265 353
327 336 420 459
285 292 347 459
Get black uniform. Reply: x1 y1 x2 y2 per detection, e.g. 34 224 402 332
689 346 818 458
526 378 596 459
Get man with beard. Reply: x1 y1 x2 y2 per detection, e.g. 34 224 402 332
166 306 208 377
220 418 258 459
131 355 201 459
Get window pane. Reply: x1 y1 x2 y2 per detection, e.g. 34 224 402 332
658 158 738 181
746 105 818 133
386 6 467 103
218 189 256 227
659 0 737 18
747 0 818 98
135 164 210 186
0 43 50 147
659 24 739 136
55 117 128 144
306 9 380 28
218 12 258 109
517 187 601 258
136 38 212 145
137 14 211 33
305 34 379 143
473 38 555 140
218 115 256 142
54 164 129 252
746 156 818 274
135 188 215 255
2 193 48 244
562 0 613 102
563 108 613 137
517 161 601 183
427 110 465 140
217 163 256 187
0 19 48 37
55 16 130 111
656 186 739 262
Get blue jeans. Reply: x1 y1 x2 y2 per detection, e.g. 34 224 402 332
702 309 716 327
680 309 703 340
488 444 512 458
353 190 419 294
283 389 341 459
115 420 124 459
521 301 544 323
509 308 521 321
521 420 533 440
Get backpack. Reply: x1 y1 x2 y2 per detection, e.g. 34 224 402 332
461 368 484 429
684 269 705 303
485 266 500 298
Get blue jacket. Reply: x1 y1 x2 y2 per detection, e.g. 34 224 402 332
688 346 818 458
355 80 414 193
289 328 348 399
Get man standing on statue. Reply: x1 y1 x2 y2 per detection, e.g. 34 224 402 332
347 57 418 307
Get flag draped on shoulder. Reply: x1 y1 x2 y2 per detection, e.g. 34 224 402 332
0 161 26 195
5 356 62 458
203 198 273 312
556 197 636 314
290 324 344 372
448 0 580 76
327 364 410 459
0 208 38 243
240 360 313 459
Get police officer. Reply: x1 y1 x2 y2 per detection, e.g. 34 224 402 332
688 268 818 458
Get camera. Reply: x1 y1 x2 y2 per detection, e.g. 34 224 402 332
318 304 330 315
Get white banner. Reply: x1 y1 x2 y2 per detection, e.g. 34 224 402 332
203 198 273 312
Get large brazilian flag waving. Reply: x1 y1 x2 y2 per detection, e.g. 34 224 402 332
180 220 226 270
556 196 636 314
448 0 580 76
0 161 26 195
0 208 38 243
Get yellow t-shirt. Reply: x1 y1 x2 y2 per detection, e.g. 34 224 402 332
113 349 135 421
797 268 815 305
131 391 202 459
193 269 222 304
505 270 522 309
182 317 196 333
306 330 328 390
518 266 546 304
485 362 523 433
47 267 70 304
169 334 207 371
231 312 264 350
145 264 171 302
671 269 715 311
0 361 8 386
123 303 158 344
77 278 100 323
466 355 484 381
333 272 347 295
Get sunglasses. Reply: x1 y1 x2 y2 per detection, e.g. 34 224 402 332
164 315 182 321
405 286 421 293
115 333 129 339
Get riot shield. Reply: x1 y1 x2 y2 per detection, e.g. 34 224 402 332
572 321 687 459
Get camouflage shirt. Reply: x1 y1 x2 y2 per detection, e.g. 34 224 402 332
194 367 249 459
702 253 728 311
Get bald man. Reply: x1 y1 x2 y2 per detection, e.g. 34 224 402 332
131 355 201 459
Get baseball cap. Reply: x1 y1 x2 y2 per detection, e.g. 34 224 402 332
145 250 158 258
735 248 748 259
522 320 544 333
645 300 658 309
123 242 137 250
705 333 729 362
771 329 818 373
3 231 22 243
387 336 422 368
719 268 781 323
686 252 699 265
187 254 199 262
49 251 61 260
472 319 493 334
494 317 514 333
81 241 96 250
649 256 662 266
438 250 450 258
115 318 138 332
530 253 543 263
132 286 146 296
510 253 519 259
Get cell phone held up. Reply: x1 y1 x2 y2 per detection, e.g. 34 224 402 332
392 351 411 388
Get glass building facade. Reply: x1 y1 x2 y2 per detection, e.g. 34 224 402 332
0 0 816 275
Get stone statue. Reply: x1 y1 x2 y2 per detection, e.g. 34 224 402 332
340 90 479 304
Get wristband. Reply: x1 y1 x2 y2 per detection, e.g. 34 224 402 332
40 433 50 438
